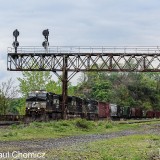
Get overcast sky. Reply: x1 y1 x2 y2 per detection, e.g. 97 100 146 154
0 0 160 85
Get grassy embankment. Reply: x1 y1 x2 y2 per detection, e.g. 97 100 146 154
0 118 159 141
46 134 160 160
0 119 160 159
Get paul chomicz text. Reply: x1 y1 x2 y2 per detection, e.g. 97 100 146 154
0 151 45 159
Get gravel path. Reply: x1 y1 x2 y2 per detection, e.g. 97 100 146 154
0 124 159 152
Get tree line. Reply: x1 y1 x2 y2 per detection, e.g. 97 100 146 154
0 70 160 115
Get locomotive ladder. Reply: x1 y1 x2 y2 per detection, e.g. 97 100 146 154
7 46 160 119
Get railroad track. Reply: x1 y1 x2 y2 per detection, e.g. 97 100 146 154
0 115 25 126
118 119 160 124
0 115 160 126
0 121 21 126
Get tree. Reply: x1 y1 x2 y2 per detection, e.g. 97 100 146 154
18 71 76 97
18 71 54 97
76 68 160 111
0 78 18 115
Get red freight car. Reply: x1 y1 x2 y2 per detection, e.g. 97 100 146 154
98 102 110 118
146 111 155 118
155 111 160 118
130 108 136 118
135 108 143 118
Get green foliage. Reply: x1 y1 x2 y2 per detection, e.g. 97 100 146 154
0 119 159 141
105 122 113 129
75 118 94 130
9 98 26 115
3 131 18 137
92 81 112 101
76 71 160 110
18 71 53 97
18 71 76 97
0 78 18 115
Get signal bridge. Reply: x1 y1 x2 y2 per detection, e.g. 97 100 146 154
7 46 160 119
7 46 160 73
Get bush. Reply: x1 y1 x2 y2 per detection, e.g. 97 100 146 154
105 122 113 129
75 118 93 130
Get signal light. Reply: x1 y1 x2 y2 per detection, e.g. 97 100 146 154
13 29 19 38
42 29 49 38
12 29 20 53
42 29 49 52
12 41 19 48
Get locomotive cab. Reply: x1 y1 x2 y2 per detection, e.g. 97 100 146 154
26 90 48 115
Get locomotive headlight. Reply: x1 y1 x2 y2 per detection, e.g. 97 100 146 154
38 107 40 110
27 107 30 110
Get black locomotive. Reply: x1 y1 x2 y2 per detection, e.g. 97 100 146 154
25 90 98 121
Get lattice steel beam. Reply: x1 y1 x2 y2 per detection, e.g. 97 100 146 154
7 46 160 72
7 46 160 120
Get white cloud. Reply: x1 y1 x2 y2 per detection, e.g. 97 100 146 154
0 0 160 85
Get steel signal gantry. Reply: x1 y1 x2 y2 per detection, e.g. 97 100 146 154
7 46 160 119
7 46 160 72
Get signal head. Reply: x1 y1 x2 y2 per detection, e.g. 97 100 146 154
12 41 19 48
42 29 49 37
13 29 19 37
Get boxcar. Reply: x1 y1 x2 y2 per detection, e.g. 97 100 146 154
142 110 147 118
130 108 136 118
155 111 160 118
118 106 124 118
135 108 143 118
122 107 131 119
110 104 117 118
146 111 155 118
98 102 110 119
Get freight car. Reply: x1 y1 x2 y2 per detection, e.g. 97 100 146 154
98 102 110 119
25 90 160 121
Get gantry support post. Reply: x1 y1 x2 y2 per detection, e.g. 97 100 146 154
62 55 68 119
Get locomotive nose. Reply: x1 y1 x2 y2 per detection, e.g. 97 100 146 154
32 102 39 108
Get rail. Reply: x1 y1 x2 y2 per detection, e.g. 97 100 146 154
7 46 160 55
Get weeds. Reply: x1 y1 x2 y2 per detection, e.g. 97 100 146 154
0 119 159 141
75 118 93 130
3 131 17 137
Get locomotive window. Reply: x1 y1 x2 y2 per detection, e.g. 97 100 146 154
37 93 47 97
28 93 36 97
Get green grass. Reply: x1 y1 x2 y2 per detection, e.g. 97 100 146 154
0 119 159 141
46 134 160 160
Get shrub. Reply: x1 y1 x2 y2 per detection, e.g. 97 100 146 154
105 122 113 129
75 118 93 130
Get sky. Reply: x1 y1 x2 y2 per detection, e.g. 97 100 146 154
1 0 160 86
